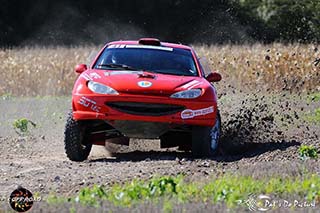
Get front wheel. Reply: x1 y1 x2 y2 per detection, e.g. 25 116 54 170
192 111 221 157
64 113 92 161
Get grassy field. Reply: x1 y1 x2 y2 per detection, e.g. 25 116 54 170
1 43 319 96
45 173 320 212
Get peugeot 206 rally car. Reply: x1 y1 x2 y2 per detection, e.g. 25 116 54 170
65 38 222 161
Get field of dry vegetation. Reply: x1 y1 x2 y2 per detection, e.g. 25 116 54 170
0 43 319 96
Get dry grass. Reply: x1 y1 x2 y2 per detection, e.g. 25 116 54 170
1 46 96 96
195 43 320 92
1 44 319 96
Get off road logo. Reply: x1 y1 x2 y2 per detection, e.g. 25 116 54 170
243 194 270 211
9 187 34 212
137 81 152 88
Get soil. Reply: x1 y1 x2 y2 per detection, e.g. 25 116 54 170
0 91 319 212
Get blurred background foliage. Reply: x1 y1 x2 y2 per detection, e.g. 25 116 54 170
0 0 319 46
233 0 320 42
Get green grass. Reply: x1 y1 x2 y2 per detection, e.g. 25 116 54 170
46 174 320 210
12 118 36 135
305 93 320 123
307 93 320 103
299 145 318 160
0 93 12 100
304 108 320 123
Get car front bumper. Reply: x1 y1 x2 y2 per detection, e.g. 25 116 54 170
72 94 217 127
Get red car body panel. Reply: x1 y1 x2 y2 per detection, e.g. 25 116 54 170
72 40 219 138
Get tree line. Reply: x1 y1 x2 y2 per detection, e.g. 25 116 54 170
0 0 319 46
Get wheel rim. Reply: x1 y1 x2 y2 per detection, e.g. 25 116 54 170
210 116 220 151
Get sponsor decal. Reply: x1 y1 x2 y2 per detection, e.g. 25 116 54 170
81 73 93 81
137 81 152 88
107 44 173 51
105 71 143 76
125 45 173 51
188 82 203 89
181 109 194 119
78 96 101 113
181 106 214 119
107 44 126 48
181 80 201 89
89 72 101 79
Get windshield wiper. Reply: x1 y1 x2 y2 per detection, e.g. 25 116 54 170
96 63 139 70
153 70 192 76
152 71 176 75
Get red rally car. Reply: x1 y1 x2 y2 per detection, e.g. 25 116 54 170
64 38 222 161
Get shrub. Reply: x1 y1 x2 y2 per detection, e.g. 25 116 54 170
13 118 36 135
299 145 318 160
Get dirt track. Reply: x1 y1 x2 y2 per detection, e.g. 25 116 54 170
0 91 319 211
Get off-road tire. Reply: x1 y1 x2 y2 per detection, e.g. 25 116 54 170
64 113 92 161
192 111 221 157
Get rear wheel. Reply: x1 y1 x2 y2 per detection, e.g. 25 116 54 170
192 111 221 157
64 113 92 161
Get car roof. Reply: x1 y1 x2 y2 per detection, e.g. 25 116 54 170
107 40 193 51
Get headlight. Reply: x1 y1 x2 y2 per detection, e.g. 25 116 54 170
170 89 202 99
87 81 119 95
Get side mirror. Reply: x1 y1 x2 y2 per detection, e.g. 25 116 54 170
75 64 87 74
206 72 222 82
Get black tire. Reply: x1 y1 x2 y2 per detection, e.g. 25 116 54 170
192 111 221 157
64 113 92 161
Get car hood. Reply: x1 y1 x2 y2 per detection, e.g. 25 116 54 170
83 69 208 95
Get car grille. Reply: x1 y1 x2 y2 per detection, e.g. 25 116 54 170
106 102 185 116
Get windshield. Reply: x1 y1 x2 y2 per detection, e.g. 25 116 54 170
94 45 198 76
